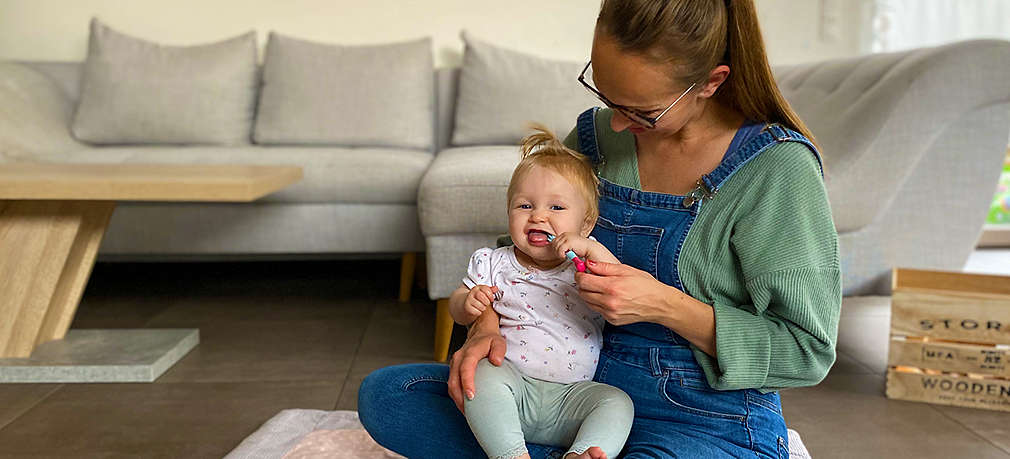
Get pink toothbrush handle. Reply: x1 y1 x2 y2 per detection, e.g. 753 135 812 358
572 256 586 273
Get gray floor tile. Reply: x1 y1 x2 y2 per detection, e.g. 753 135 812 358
0 381 341 459
830 350 877 375
142 295 375 329
356 298 437 360
935 405 1010 455
153 318 368 383
71 295 176 329
0 384 61 431
781 372 1010 458
336 355 437 411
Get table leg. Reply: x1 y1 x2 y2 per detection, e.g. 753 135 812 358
0 200 115 358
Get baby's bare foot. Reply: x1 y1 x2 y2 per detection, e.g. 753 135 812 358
564 446 607 459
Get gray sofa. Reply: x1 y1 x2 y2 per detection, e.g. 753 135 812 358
1 34 1008 371
421 39 1010 362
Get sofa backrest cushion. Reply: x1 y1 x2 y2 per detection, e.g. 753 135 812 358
71 19 258 146
253 33 434 151
450 31 597 147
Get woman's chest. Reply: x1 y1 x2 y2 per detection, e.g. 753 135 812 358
635 149 725 196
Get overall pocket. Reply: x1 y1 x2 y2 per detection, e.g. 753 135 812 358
660 367 748 421
591 215 663 277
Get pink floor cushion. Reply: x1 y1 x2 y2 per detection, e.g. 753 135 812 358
226 409 812 458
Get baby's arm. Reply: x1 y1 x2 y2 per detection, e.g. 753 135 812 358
448 284 499 326
551 233 620 265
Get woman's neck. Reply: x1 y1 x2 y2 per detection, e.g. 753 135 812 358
634 101 744 194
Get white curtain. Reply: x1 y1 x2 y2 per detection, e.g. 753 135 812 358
869 0 1010 52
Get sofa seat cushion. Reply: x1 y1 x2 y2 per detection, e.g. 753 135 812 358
45 146 433 204
837 296 892 374
418 146 519 235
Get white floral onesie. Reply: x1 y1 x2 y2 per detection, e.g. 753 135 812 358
462 246 606 383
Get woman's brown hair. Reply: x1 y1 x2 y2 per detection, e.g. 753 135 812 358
596 0 816 145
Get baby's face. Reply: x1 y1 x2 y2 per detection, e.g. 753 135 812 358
508 165 591 269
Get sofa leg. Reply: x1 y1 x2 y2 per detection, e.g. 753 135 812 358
435 299 453 362
398 252 416 302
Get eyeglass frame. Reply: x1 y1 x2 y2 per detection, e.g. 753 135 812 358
578 61 697 129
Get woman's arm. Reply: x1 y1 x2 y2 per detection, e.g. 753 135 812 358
705 146 840 390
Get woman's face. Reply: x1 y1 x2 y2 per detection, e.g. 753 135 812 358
589 33 713 138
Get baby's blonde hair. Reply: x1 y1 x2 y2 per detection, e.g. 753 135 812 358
507 123 600 228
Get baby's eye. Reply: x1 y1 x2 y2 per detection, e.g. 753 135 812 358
551 205 566 211
518 204 532 209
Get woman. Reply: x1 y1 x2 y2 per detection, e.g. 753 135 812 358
358 0 841 457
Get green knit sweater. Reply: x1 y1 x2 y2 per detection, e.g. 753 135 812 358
564 109 841 391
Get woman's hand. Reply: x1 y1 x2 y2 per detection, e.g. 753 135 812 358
447 308 506 413
576 260 679 326
577 260 717 355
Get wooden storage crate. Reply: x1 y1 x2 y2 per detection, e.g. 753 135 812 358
888 337 1009 377
885 268 1010 412
886 367 1010 412
889 268 1010 344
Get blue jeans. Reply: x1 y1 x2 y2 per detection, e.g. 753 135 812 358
358 333 789 458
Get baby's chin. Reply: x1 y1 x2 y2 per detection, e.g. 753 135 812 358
523 250 566 268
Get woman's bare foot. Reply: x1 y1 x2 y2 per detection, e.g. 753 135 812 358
564 446 607 459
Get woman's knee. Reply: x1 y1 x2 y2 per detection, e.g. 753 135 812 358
357 366 397 430
358 363 448 428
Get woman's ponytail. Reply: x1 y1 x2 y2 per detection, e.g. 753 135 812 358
720 0 817 146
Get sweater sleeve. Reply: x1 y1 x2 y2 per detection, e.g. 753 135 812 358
705 145 842 391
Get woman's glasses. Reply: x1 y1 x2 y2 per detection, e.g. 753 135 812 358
578 61 696 129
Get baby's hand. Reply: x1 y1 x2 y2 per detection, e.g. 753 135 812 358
550 232 595 261
551 232 620 265
464 285 499 319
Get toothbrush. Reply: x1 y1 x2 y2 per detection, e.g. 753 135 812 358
545 234 587 272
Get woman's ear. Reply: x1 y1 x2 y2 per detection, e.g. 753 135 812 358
698 64 730 99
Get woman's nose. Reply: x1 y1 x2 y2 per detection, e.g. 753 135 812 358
610 111 634 132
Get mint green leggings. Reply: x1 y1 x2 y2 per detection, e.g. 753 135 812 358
463 359 634 459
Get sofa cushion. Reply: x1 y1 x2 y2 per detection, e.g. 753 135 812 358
254 33 434 150
418 146 519 235
450 31 597 146
71 19 257 146
44 146 432 204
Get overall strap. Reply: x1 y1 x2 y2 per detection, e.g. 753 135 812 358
762 123 824 177
576 107 604 167
700 123 825 199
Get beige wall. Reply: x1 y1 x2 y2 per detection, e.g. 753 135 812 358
0 0 866 67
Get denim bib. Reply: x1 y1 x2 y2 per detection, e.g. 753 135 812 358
575 107 822 345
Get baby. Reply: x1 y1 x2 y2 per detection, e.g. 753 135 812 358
448 124 634 459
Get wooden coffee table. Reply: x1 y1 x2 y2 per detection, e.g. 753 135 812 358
0 163 302 360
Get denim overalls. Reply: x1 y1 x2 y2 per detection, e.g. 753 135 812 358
575 107 820 458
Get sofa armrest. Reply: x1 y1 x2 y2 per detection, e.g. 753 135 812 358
0 62 84 162
777 40 1010 295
